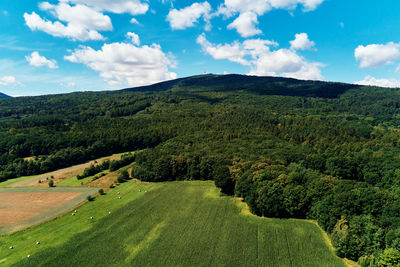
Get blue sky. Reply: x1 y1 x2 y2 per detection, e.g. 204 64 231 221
1 0 400 96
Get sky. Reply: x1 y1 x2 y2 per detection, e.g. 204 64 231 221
1 0 400 96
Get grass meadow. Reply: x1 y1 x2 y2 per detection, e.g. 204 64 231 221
2 181 345 267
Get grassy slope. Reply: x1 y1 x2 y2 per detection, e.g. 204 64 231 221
0 181 156 266
0 176 38 188
56 170 110 187
4 181 345 267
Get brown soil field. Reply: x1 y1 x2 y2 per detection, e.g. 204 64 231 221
0 192 81 226
10 155 122 188
0 187 98 234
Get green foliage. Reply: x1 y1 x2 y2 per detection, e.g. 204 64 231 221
213 164 234 195
98 188 104 195
378 248 400 267
2 74 400 262
109 154 135 172
77 161 110 180
117 170 129 183
48 179 54 187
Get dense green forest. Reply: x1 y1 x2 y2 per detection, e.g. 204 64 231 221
0 92 10 98
2 74 400 265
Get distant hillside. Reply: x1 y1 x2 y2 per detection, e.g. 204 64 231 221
0 92 10 98
124 74 360 98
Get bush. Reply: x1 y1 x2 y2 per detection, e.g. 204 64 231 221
86 195 94 201
117 170 130 184
98 188 105 195
48 180 54 187
213 165 234 195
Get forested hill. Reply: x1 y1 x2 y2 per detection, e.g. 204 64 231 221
124 74 360 98
2 74 400 265
0 92 10 98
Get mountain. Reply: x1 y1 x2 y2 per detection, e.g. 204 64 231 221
0 74 400 263
0 92 10 98
124 74 360 98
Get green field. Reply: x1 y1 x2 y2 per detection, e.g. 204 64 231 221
1 181 345 266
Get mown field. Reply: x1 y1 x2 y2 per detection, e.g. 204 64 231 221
1 181 345 267
0 187 98 235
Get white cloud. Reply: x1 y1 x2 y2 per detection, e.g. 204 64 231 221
355 42 400 68
130 18 139 24
197 34 250 65
355 75 400 88
64 36 177 87
126 32 140 46
197 33 323 80
0 76 21 86
64 0 149 15
26 51 58 69
290 33 315 50
218 0 325 37
24 2 113 41
227 12 261 38
167 2 211 30
60 82 77 87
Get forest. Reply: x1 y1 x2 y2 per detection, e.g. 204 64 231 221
2 74 400 265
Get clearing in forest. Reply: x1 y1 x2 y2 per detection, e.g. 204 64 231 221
6 153 124 188
1 181 345 267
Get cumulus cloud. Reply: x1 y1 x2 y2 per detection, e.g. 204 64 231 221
24 2 113 41
197 34 251 65
64 0 149 15
197 33 323 80
227 12 261 38
126 32 140 46
167 2 211 30
26 51 58 69
218 0 324 37
0 76 21 86
355 42 400 68
290 33 315 50
355 75 400 88
64 36 177 87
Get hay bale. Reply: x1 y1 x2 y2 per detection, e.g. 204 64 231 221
36 241 40 245
90 216 94 219
9 246 13 249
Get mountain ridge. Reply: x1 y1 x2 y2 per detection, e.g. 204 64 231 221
0 92 10 98
123 74 360 99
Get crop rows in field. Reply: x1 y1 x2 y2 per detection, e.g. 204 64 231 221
9 181 344 267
